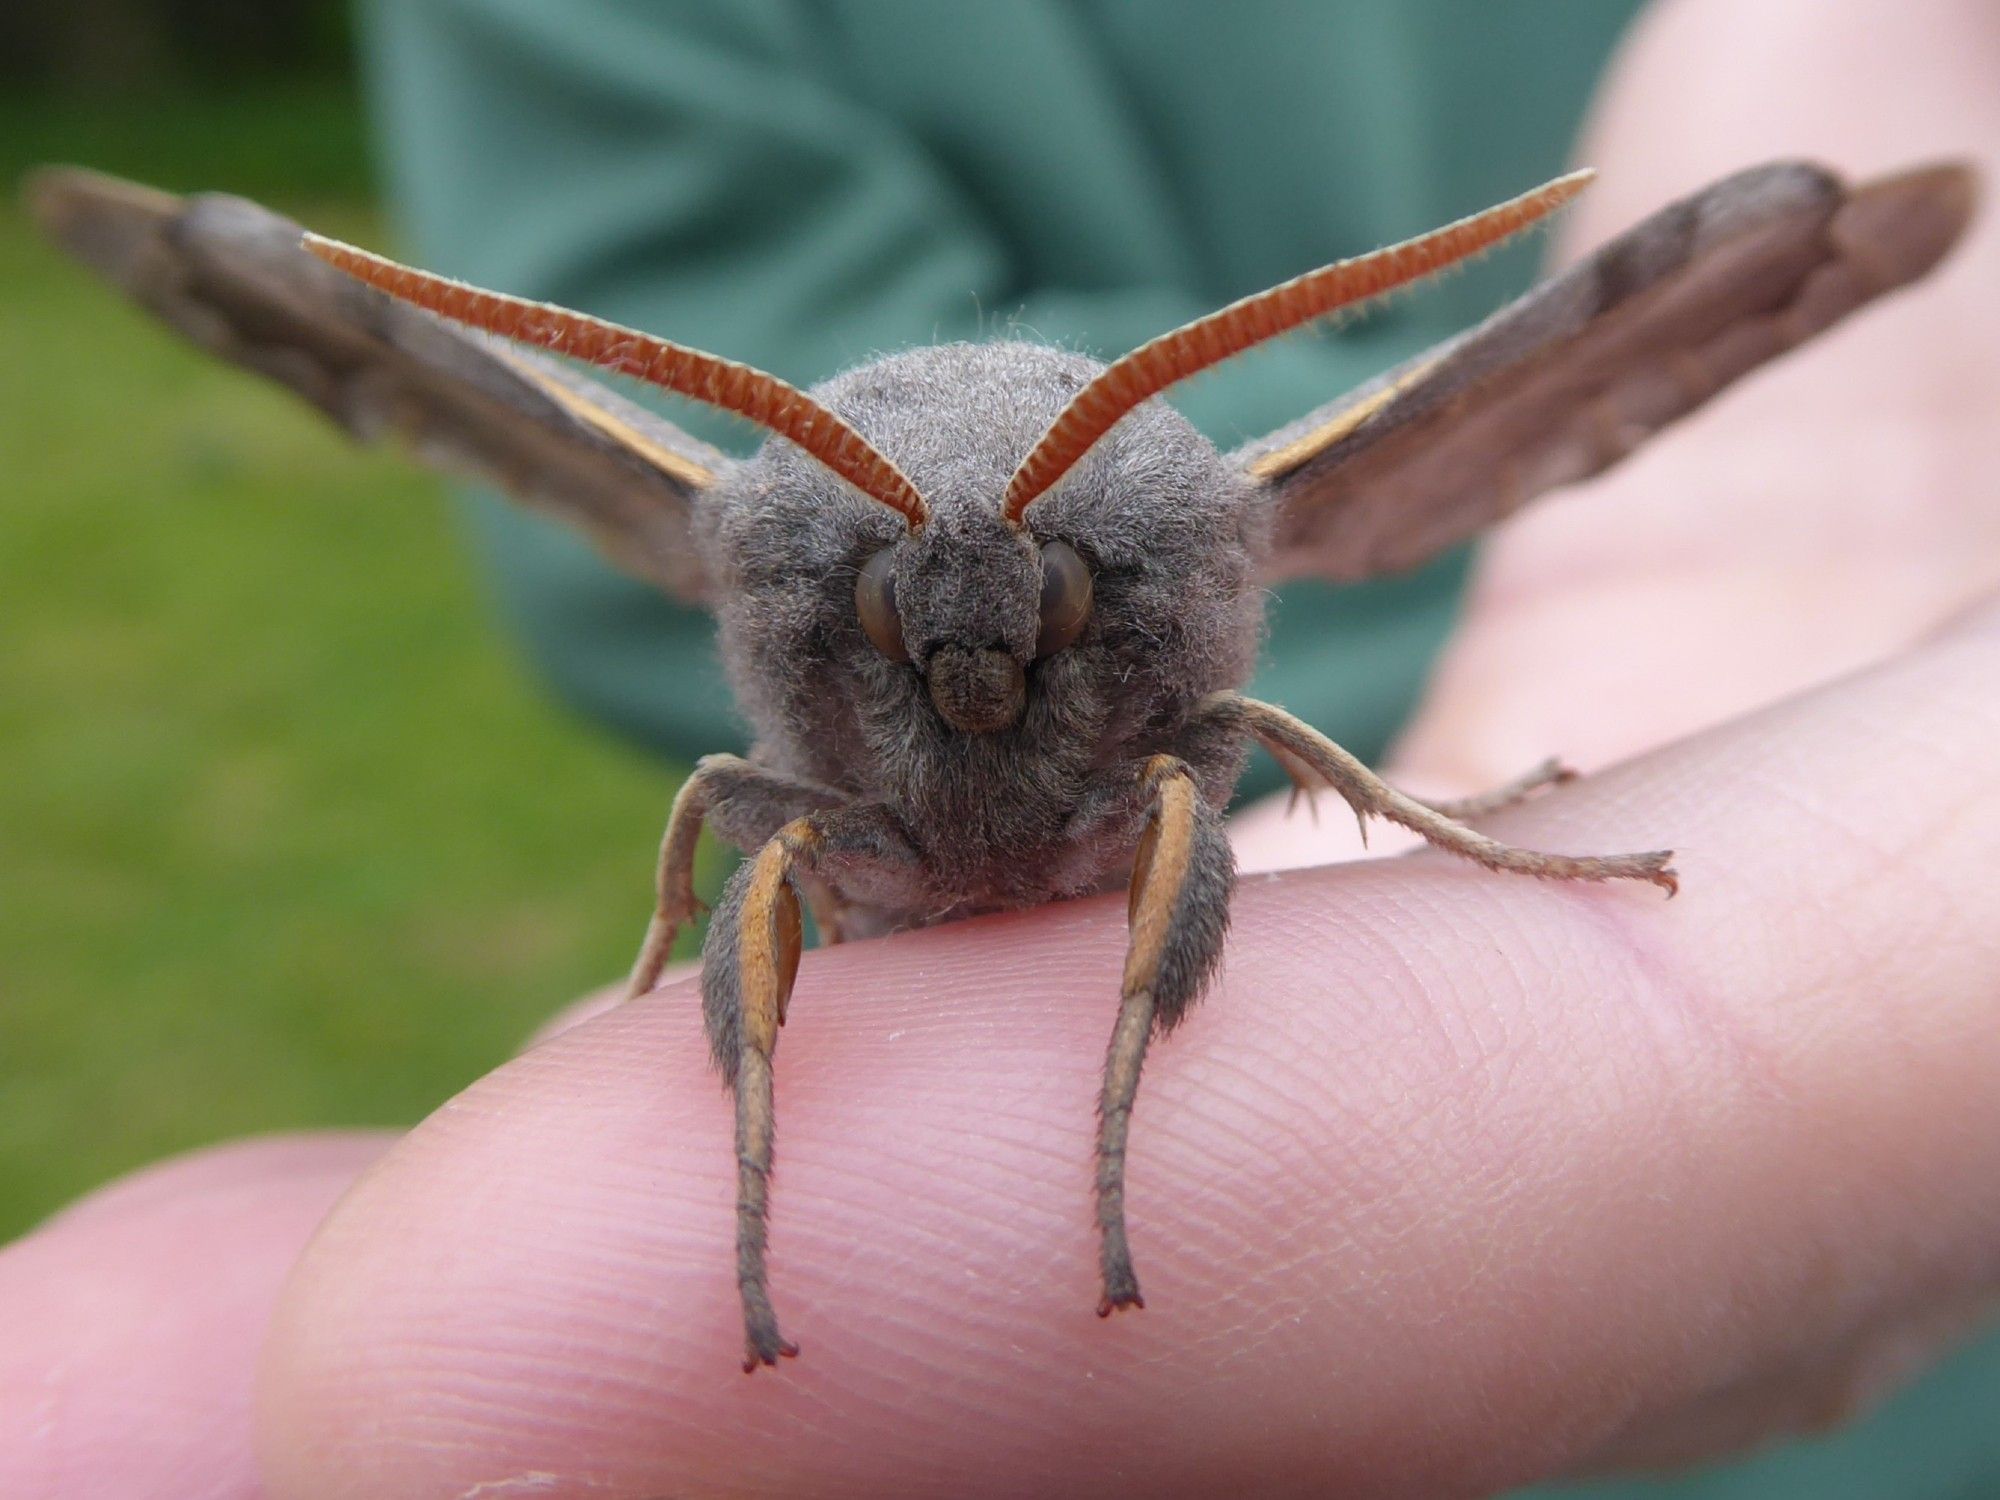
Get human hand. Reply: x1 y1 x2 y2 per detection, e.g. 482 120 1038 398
6 577 1998 1500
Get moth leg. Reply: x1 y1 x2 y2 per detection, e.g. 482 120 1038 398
702 819 815 1371
626 765 722 1000
1099 755 1234 1316
1272 743 1326 825
626 755 843 999
1215 693 1677 893
699 806 921 1371
1416 756 1575 822
1271 742 1571 841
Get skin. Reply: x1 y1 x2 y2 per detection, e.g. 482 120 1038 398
2 0 1997 1495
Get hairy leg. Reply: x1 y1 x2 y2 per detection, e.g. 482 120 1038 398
626 755 846 1000
1093 755 1234 1315
1210 693 1676 892
700 806 921 1370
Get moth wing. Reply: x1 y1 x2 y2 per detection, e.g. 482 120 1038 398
1236 160 1976 584
26 166 724 604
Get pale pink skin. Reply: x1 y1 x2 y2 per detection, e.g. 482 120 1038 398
0 1137 391 1500
7 2 2000 1496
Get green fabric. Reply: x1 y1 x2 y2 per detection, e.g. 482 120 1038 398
359 5 2000 1492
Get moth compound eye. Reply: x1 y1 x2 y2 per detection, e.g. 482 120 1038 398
1035 540 1093 657
855 548 910 662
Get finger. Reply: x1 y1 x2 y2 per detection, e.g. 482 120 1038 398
259 603 2000 1500
531 953 707 1051
0 1134 391 1500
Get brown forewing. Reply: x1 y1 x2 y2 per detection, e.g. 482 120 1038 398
1240 160 1976 583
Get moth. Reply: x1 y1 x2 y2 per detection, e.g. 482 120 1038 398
29 157 1972 1371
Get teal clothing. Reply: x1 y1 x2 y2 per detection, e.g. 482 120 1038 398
359 5 2000 1493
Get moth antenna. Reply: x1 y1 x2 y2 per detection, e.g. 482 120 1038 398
303 234 930 529
1001 169 1594 522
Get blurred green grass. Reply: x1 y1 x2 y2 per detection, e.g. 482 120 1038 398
0 86 696 1239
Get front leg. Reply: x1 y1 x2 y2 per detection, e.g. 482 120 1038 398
1209 692 1678 892
700 805 921 1370
626 754 846 999
1095 755 1234 1315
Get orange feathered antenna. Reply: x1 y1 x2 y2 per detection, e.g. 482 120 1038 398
304 234 930 530
1001 170 1594 523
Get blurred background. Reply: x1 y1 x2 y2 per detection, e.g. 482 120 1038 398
1 1 689 1240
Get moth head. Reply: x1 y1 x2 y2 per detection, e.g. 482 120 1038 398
709 342 1260 760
